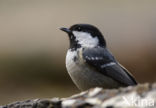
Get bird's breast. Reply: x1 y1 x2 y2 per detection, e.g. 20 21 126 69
66 49 83 78
66 49 90 90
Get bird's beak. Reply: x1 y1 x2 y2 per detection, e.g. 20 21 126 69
60 27 71 34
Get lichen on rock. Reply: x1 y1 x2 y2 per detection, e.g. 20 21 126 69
1 83 156 108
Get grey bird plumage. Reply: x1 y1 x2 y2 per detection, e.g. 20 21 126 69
60 24 137 91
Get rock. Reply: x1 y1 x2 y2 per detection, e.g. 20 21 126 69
1 83 156 108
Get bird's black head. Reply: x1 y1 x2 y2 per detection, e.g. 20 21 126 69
60 24 106 50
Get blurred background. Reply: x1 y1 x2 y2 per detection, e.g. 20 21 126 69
0 0 156 105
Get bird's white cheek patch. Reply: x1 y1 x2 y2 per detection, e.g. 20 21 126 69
73 31 99 47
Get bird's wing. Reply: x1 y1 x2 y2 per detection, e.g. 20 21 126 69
82 47 137 86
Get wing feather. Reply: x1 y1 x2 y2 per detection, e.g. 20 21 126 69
83 47 137 86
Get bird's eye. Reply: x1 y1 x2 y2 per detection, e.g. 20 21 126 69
77 27 82 31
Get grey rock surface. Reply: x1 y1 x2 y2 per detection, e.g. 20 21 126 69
1 83 156 108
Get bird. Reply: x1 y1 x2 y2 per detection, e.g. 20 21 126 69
60 24 137 91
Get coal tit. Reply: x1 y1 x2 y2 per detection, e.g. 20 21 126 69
60 24 137 91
